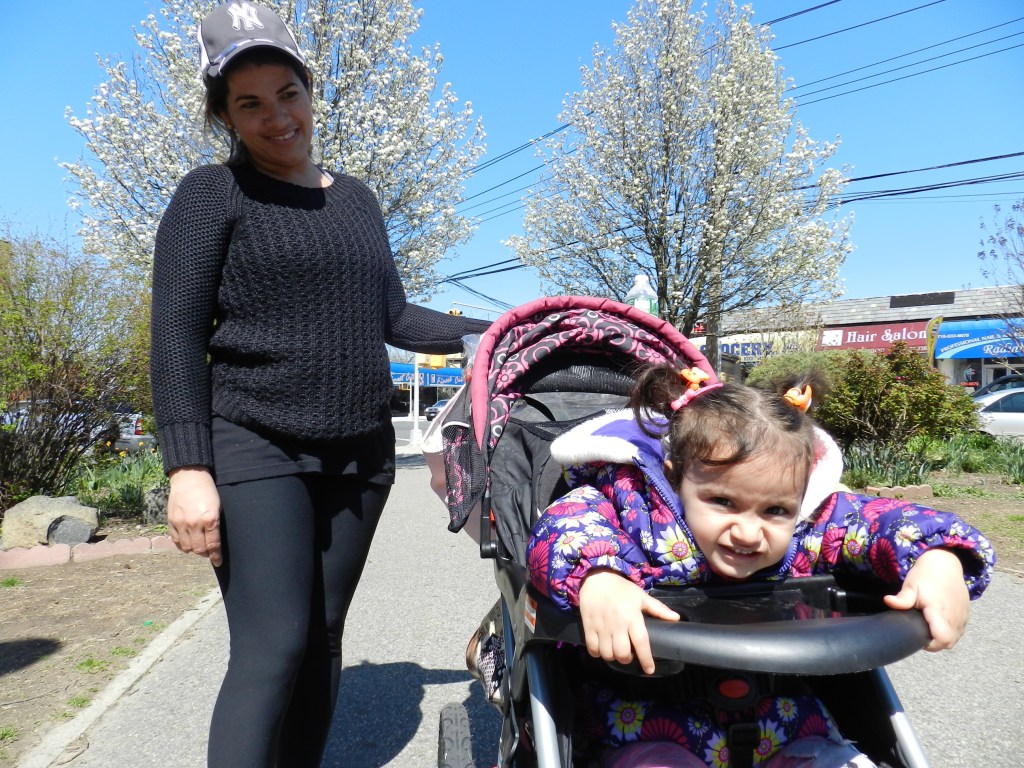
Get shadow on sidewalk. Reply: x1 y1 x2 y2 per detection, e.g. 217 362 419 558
323 660 499 766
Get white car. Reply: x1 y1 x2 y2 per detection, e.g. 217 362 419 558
975 390 1024 437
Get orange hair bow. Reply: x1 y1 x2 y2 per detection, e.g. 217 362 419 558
670 367 722 411
784 385 813 412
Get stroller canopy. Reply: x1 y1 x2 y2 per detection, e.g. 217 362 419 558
439 296 715 534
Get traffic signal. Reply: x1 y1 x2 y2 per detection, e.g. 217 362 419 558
448 308 462 316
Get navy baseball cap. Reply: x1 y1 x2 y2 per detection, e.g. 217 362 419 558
199 1 305 78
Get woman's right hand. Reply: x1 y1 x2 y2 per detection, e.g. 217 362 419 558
166 467 223 567
578 569 680 675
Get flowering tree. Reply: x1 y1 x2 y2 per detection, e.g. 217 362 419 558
507 0 850 369
978 200 1024 359
63 0 485 300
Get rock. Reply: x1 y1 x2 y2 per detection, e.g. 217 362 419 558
143 486 170 526
1 496 99 550
47 515 98 547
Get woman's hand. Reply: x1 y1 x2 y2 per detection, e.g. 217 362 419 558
578 569 680 674
884 548 969 651
167 467 223 567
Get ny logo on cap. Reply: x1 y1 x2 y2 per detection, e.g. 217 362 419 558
227 2 265 32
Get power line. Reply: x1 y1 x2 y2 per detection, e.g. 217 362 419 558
773 0 947 51
762 1 845 26
793 29 1024 99
797 40 1024 106
454 8 1011 221
789 16 1024 91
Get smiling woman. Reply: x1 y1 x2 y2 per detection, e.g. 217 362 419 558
148 4 490 766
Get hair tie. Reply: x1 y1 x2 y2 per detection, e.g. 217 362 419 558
784 385 813 412
670 367 722 411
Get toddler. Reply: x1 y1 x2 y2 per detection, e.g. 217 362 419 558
527 365 994 767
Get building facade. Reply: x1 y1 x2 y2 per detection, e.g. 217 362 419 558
694 286 1023 390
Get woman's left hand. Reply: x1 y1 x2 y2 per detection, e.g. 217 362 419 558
884 548 969 651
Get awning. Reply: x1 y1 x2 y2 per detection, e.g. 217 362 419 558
390 362 464 386
935 319 1024 359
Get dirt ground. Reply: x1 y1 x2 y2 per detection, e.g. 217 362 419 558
0 478 1021 767
0 522 217 767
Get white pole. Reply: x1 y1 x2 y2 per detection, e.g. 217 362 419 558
409 357 423 446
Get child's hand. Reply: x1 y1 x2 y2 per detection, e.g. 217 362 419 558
883 548 969 652
578 569 680 674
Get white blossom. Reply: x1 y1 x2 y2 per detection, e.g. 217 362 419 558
506 0 850 367
62 0 485 301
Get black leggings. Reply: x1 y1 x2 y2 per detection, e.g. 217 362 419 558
206 474 390 768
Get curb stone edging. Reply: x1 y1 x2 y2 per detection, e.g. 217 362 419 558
14 587 223 768
0 536 180 570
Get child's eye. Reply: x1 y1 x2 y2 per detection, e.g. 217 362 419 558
710 497 732 508
764 506 793 518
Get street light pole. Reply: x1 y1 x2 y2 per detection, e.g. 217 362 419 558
409 356 423 446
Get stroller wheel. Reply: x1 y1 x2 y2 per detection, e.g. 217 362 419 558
438 702 475 768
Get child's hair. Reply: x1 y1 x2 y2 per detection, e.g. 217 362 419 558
630 365 825 488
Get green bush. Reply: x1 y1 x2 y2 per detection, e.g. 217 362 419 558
841 441 932 489
747 343 979 448
0 232 151 518
998 439 1024 485
74 450 166 519
907 433 1000 475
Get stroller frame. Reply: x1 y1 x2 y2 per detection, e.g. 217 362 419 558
435 297 932 768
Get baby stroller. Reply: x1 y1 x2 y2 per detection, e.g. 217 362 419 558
433 296 933 768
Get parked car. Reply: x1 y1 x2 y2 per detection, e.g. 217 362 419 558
424 399 450 421
110 410 157 453
975 389 1024 437
971 374 1024 399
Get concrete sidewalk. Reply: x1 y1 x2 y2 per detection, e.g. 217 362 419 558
15 454 1024 767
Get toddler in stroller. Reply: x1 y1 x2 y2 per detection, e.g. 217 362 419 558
431 297 994 768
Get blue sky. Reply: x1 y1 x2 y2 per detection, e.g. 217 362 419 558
2 1 1022 320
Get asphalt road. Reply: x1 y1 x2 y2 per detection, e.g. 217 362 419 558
21 457 1024 767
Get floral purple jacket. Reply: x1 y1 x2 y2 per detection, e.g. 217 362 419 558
527 411 995 610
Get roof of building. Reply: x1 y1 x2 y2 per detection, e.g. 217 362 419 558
723 285 1022 334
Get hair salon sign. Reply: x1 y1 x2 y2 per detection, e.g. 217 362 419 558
818 322 929 351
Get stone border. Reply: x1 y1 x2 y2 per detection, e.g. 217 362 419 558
0 536 180 570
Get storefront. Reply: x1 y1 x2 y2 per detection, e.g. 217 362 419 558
934 319 1024 390
389 362 464 413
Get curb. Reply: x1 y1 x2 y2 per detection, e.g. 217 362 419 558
15 587 224 768
0 536 182 571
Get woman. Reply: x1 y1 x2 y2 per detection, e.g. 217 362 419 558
150 3 489 765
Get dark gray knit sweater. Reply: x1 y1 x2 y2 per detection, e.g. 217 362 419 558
151 162 489 472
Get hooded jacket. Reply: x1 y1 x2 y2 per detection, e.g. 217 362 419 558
527 410 994 611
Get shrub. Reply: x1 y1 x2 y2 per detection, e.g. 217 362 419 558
0 231 151 518
74 450 166 519
747 343 978 448
998 439 1024 485
841 441 932 489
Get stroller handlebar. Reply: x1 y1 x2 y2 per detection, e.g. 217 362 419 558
519 574 931 676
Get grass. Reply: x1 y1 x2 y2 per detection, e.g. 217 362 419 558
110 646 138 658
67 695 91 709
932 484 997 499
0 726 17 743
1 576 23 588
75 657 109 674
